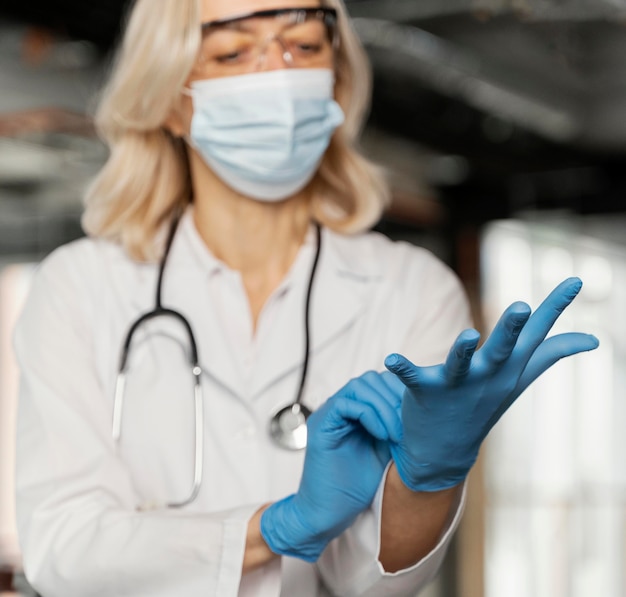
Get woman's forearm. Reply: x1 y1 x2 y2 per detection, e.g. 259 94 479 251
378 464 461 573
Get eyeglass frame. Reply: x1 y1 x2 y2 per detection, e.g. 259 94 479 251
200 7 340 50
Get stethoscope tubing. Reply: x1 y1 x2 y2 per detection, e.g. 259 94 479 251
112 213 205 509
292 223 321 406
111 212 321 508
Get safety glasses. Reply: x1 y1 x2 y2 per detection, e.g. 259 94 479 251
195 7 338 77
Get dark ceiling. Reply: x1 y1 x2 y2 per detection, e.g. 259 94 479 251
1 0 624 221
0 0 130 50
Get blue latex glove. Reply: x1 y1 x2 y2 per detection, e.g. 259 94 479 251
260 371 405 562
385 277 599 492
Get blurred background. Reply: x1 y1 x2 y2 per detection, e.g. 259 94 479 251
0 1 624 595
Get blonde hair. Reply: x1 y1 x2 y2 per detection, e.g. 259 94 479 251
83 0 389 261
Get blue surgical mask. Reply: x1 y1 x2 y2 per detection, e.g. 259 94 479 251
184 68 345 202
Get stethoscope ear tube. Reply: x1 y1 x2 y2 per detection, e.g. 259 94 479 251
168 365 203 509
112 214 205 508
117 308 200 371
111 306 205 508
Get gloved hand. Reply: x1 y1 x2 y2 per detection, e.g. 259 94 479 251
384 277 599 492
260 371 405 562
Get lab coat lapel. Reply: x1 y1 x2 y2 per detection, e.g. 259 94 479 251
250 228 382 400
166 270 248 399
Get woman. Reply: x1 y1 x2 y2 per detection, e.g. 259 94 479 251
14 0 598 595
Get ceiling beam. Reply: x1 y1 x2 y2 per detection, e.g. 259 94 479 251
354 18 582 143
346 0 626 22
346 0 474 22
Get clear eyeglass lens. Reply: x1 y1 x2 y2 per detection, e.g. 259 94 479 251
196 11 335 77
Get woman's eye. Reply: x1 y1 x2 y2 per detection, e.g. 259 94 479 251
287 38 326 56
201 33 255 65
296 43 322 54
216 51 242 63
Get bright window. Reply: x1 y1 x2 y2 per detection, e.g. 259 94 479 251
481 217 625 597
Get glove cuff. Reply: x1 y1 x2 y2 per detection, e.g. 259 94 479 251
391 445 471 492
260 495 328 563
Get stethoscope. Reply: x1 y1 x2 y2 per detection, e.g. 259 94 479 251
111 213 322 508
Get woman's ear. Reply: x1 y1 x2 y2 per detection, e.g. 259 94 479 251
163 95 192 138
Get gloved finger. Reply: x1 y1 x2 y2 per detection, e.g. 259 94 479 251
484 332 599 431
379 371 406 412
384 353 423 387
324 372 402 439
360 370 404 410
443 328 481 382
334 370 402 399
478 302 531 367
342 374 403 442
515 277 583 359
515 332 599 392
379 369 407 393
373 437 392 466
323 395 397 442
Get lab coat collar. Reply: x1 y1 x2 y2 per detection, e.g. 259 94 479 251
130 209 384 400
249 225 383 401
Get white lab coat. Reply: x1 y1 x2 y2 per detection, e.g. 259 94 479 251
14 210 472 597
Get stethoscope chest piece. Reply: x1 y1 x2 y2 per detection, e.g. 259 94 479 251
269 402 312 451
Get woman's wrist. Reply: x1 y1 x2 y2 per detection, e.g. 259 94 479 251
243 504 278 574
